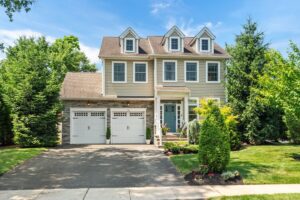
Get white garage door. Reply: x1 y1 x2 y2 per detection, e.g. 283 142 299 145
111 109 146 144
71 109 106 144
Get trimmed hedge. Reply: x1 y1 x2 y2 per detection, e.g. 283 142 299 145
163 141 199 154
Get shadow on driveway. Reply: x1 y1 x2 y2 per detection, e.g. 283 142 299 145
0 145 186 190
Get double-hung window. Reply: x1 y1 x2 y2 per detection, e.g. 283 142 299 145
185 61 199 82
112 62 126 83
200 38 210 52
125 38 135 52
188 98 199 122
163 60 177 82
170 37 179 51
206 61 220 83
133 62 147 83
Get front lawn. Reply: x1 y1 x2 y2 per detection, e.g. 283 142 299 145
170 145 300 184
0 147 46 175
210 193 300 200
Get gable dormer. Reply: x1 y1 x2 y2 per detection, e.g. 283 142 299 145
120 27 140 54
161 26 185 53
190 27 216 54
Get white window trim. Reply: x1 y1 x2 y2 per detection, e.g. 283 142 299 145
133 62 148 83
169 36 180 51
188 97 199 121
206 97 221 106
206 61 220 83
112 61 127 83
200 37 211 53
124 38 135 53
184 61 199 83
162 60 177 82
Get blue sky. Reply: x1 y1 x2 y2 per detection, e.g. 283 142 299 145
1 0 300 70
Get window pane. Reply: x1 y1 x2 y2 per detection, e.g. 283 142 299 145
189 106 197 121
207 63 219 82
201 39 209 51
126 39 133 51
135 63 146 82
171 38 179 50
164 62 176 81
114 63 125 81
186 62 197 81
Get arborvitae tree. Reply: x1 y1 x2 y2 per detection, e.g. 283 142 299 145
198 101 230 173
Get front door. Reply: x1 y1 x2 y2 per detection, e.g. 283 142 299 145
164 104 176 132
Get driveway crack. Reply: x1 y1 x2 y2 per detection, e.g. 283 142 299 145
83 188 89 200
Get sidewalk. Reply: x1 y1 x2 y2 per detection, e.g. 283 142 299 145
1 184 300 200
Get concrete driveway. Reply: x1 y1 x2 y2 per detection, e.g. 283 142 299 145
0 145 186 190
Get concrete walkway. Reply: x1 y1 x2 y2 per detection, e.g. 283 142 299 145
1 184 300 200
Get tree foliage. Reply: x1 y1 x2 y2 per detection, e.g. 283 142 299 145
259 44 300 144
226 18 285 144
198 101 230 173
0 0 34 21
0 36 96 147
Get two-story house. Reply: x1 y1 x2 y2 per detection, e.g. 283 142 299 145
60 26 230 145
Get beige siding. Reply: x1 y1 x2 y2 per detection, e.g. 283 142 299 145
156 58 226 102
105 59 154 97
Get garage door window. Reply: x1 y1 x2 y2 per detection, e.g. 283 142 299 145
74 112 88 117
113 112 127 117
91 112 105 117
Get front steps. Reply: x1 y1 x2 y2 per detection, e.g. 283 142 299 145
155 133 188 147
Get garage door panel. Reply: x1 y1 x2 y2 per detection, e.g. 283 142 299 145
71 110 106 144
111 110 146 144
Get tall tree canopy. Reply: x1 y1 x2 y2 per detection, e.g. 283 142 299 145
226 19 285 144
0 0 34 21
0 36 96 147
260 44 300 143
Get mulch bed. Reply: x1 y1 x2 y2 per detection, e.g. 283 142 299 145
184 171 244 185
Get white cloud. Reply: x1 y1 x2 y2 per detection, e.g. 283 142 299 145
165 18 222 36
0 29 100 64
151 0 172 14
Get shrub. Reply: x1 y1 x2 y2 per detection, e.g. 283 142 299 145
163 141 188 152
188 119 201 144
198 101 230 173
221 170 240 181
182 145 199 154
170 145 181 154
106 127 111 140
146 127 151 140
284 112 300 144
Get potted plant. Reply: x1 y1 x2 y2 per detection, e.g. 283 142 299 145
106 127 111 144
161 123 170 136
146 127 151 144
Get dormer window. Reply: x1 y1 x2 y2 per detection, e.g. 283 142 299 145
200 38 210 52
125 38 135 53
170 37 179 51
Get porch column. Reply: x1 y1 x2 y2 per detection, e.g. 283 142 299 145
154 96 162 146
184 95 189 142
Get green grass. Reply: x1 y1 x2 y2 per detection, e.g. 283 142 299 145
0 147 46 175
170 145 300 184
210 193 300 200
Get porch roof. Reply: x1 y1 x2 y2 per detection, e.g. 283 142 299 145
156 86 190 93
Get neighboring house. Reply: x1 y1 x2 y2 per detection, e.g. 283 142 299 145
60 26 230 145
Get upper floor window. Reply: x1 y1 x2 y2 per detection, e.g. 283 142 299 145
170 37 180 51
112 61 127 83
125 38 135 52
206 61 220 83
133 62 147 83
184 61 199 82
200 38 210 52
163 60 177 82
